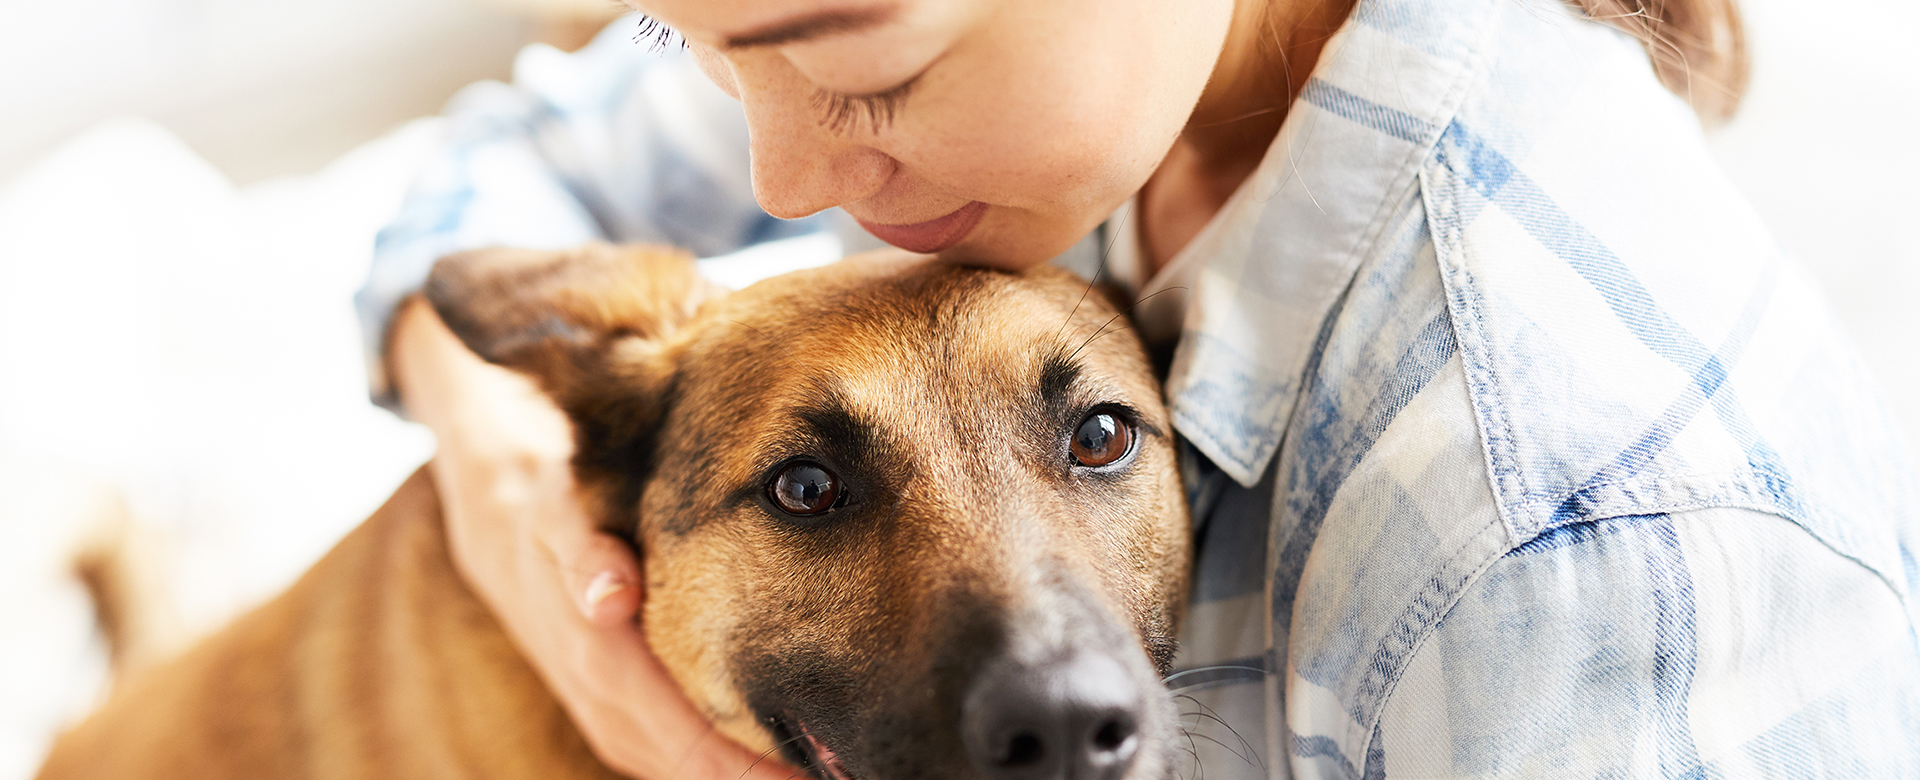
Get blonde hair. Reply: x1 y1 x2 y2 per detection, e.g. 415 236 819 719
1567 0 1749 121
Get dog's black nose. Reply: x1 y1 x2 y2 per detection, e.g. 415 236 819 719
961 650 1143 780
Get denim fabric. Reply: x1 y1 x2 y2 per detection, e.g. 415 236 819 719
362 0 1920 776
1158 0 1920 776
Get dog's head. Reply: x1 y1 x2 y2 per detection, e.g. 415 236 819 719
429 244 1191 780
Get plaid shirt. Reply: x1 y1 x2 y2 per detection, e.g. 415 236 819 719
361 0 1920 776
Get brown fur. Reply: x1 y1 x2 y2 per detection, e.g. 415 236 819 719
37 245 1190 780
39 469 619 780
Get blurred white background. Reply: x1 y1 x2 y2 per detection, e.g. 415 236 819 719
0 0 1914 777
0 0 636 185
0 1 604 776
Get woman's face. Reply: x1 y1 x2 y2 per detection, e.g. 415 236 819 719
629 0 1237 269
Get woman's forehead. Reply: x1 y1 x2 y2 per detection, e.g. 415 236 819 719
633 0 940 47
635 0 983 94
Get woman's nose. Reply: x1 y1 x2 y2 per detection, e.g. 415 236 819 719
738 79 894 220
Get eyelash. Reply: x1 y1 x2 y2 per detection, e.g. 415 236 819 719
811 79 916 135
632 15 685 50
629 14 914 134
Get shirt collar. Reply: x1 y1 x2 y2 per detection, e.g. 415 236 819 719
1146 0 1498 486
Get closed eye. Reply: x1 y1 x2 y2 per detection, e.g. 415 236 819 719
811 77 918 134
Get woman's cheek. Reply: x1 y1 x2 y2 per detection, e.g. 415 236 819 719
902 84 1147 211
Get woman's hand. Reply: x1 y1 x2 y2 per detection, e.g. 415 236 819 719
388 298 792 780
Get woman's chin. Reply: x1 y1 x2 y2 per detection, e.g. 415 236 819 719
930 212 1094 272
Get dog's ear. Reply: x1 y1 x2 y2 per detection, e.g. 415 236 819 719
426 244 719 519
426 243 714 391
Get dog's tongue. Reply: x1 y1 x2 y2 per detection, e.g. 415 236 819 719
800 723 855 780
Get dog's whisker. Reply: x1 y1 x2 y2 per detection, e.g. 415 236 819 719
1068 311 1130 362
1054 266 1103 347
1173 693 1264 771
1072 325 1132 362
1173 693 1243 725
1053 201 1131 345
1172 700 1261 775
1178 719 1215 780
1177 706 1238 731
1172 741 1203 780
1161 662 1270 685
1129 284 1191 308
1186 732 1264 770
1067 285 1190 362
738 731 812 780
1178 709 1250 746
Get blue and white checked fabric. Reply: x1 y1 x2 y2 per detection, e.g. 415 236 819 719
361 0 1920 776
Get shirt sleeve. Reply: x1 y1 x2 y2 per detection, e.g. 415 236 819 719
354 20 824 411
1366 507 1920 778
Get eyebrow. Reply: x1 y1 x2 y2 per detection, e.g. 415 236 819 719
1039 352 1082 406
722 4 900 49
795 394 875 455
1030 350 1086 427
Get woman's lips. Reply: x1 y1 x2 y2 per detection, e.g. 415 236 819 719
854 201 988 254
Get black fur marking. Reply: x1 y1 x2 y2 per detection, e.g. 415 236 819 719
795 393 876 460
1038 351 1082 415
573 371 677 539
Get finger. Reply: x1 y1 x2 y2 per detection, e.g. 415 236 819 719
556 529 644 626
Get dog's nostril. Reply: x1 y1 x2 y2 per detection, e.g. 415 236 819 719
1000 733 1045 767
1091 716 1133 753
963 650 1147 780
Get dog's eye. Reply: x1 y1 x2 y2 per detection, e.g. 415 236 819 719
770 461 843 516
1071 410 1134 468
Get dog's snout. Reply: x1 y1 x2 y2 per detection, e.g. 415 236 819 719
961 650 1144 780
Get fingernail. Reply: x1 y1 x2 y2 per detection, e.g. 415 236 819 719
584 571 627 613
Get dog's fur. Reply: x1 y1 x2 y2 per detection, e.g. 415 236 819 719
36 245 1190 780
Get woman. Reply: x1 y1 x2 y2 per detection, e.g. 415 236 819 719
360 0 1920 776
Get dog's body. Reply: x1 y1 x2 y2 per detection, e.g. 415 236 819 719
38 469 617 780
37 247 1190 780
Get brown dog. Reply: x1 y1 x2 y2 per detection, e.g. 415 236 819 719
35 245 1191 780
